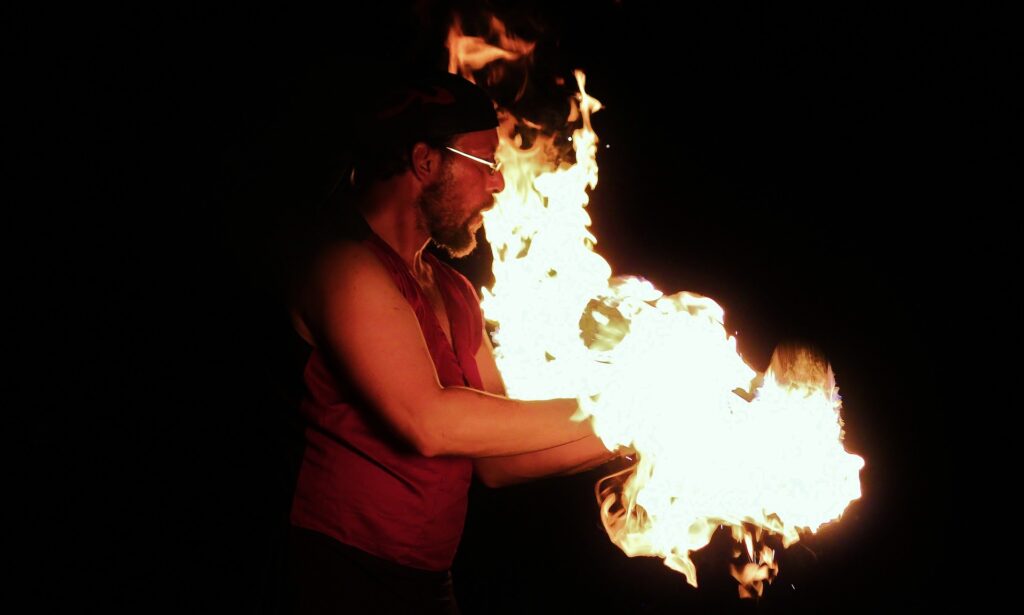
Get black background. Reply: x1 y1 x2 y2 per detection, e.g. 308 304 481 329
26 0 971 612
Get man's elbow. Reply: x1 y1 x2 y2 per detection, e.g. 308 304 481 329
411 415 463 458
397 392 449 458
476 469 509 488
474 460 527 488
411 429 444 458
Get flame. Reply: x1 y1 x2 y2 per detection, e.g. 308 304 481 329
730 531 778 600
446 13 535 94
448 18 864 597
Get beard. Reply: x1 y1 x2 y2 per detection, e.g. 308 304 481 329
418 161 486 259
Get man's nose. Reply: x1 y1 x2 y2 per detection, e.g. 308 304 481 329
488 169 505 194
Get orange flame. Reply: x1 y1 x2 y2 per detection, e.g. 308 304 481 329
447 13 535 98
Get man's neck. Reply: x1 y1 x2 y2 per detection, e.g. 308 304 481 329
357 175 432 276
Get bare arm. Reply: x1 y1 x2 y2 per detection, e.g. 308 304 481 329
295 242 594 458
471 325 619 487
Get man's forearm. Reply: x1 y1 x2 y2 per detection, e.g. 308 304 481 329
417 386 594 458
473 434 617 487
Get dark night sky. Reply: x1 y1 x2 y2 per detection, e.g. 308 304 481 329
36 1 969 612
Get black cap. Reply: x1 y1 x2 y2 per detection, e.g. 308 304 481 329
360 72 498 145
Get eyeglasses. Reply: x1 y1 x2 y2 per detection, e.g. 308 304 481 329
444 146 503 175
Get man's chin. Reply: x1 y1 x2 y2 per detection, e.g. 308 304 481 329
449 241 477 259
433 228 478 259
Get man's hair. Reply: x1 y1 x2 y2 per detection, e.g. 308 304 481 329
350 72 499 186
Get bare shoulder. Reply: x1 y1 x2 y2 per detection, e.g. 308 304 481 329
309 239 384 284
292 239 393 343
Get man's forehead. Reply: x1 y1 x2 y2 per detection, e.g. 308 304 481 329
451 129 499 151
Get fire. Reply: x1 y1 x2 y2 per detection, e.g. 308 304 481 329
448 16 864 597
446 14 535 88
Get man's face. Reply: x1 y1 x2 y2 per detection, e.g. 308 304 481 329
418 129 504 258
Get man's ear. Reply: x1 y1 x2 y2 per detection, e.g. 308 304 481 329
410 142 441 183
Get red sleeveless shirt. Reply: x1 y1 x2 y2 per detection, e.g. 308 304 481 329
290 233 484 571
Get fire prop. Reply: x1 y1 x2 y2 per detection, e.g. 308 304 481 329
449 18 864 597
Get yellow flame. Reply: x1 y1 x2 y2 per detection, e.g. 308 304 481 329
449 20 864 597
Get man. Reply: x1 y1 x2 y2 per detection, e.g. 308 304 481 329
284 72 621 614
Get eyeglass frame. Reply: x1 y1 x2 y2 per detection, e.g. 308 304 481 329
444 146 503 175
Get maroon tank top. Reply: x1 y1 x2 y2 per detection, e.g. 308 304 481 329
290 233 484 571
